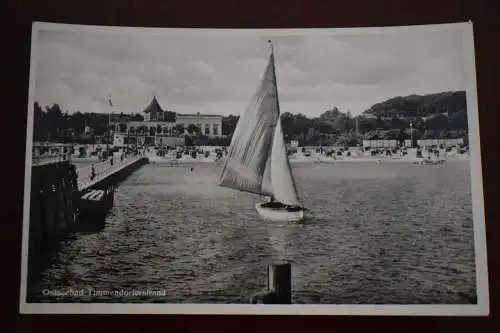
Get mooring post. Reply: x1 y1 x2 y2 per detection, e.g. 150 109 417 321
268 263 292 304
250 262 292 304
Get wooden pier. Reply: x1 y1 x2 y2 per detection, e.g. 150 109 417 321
27 146 149 291
77 154 148 191
75 154 148 229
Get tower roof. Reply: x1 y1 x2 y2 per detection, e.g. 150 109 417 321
142 96 164 114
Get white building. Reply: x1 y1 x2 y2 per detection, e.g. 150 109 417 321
417 138 464 147
176 113 221 137
111 96 223 147
362 139 399 149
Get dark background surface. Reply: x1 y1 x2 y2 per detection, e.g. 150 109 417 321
4 0 499 331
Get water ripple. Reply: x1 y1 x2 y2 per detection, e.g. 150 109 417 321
31 161 476 304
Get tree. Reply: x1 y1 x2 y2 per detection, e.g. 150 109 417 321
424 115 449 132
390 117 408 130
222 115 239 135
187 124 199 135
33 102 46 141
131 113 144 121
163 110 176 122
174 123 185 135
44 103 64 140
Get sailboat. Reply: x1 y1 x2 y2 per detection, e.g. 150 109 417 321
219 40 306 222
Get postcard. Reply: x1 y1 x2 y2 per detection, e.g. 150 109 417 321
19 21 488 315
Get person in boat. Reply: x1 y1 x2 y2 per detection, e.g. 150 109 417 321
265 195 283 208
264 195 302 211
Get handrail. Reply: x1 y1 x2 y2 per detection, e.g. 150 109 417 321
77 154 142 190
32 153 71 166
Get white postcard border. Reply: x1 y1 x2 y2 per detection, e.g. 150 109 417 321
19 21 489 316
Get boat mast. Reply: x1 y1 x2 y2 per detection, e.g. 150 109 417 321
268 40 281 117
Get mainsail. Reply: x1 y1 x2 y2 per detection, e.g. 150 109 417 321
219 48 280 196
220 41 301 207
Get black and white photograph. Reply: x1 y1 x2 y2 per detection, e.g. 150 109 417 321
20 21 488 315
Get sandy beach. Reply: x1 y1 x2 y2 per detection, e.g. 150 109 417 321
68 146 470 167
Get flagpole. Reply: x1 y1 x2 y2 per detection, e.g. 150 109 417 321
108 94 112 137
108 95 113 159
410 121 414 148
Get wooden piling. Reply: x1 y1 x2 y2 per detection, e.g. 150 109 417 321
250 263 292 304
268 263 292 304
27 160 81 299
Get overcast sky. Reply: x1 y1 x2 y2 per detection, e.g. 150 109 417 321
33 25 466 117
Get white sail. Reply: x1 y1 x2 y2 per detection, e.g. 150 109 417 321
220 40 302 209
219 54 279 196
270 117 301 206
260 155 273 196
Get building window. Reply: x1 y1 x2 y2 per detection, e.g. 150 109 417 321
212 124 218 136
205 124 210 135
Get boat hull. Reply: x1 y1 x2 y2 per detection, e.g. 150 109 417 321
255 203 304 222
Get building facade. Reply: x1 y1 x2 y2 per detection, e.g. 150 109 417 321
176 113 221 137
111 97 223 147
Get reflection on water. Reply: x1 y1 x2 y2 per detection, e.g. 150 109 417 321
30 161 476 304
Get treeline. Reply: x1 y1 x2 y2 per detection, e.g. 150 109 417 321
33 90 468 146
220 91 468 146
359 91 468 143
365 91 466 118
33 102 144 143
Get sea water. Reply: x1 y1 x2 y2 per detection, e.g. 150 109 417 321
30 160 476 304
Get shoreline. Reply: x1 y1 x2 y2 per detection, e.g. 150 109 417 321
70 156 470 165
141 156 469 165
69 152 470 166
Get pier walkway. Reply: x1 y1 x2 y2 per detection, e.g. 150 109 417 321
75 154 146 191
31 143 148 192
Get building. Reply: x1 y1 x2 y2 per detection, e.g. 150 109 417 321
176 113 221 137
111 96 223 147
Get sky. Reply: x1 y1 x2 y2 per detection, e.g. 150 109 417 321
33 25 467 117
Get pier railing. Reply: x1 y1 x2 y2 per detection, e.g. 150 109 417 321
77 154 144 191
32 143 74 166
32 153 71 166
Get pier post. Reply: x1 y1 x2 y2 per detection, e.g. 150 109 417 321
268 263 292 304
250 263 292 304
